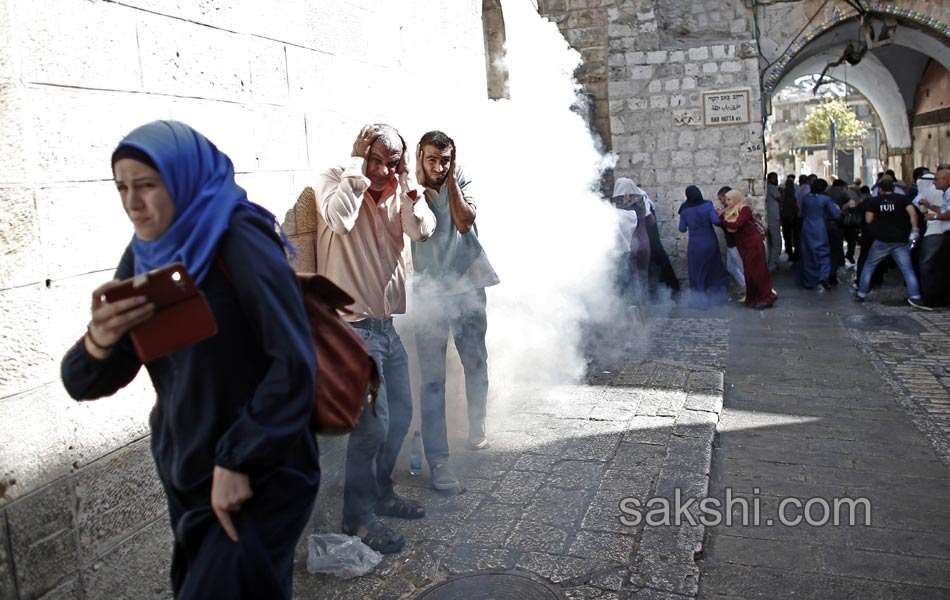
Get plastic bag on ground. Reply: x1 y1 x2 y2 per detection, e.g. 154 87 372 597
306 533 383 579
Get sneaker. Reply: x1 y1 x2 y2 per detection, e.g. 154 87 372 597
466 435 491 451
818 280 831 291
737 294 747 303
430 463 460 491
853 292 865 303
907 297 933 311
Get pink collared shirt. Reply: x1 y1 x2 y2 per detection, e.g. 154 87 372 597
314 157 436 320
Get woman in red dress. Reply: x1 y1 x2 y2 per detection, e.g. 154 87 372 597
720 190 777 308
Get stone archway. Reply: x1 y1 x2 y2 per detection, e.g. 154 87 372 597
762 5 950 94
762 5 950 172
778 50 910 149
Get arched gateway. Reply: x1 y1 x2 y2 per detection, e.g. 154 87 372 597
763 4 950 173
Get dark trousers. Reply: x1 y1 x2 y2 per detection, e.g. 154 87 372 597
344 319 413 526
166 471 318 599
416 288 490 465
920 233 950 306
843 227 858 261
781 216 799 261
646 214 681 295
826 221 844 284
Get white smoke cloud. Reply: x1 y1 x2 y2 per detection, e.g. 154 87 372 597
288 2 624 424
388 1 619 392
456 1 619 388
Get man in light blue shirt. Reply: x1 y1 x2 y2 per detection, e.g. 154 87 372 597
411 130 500 493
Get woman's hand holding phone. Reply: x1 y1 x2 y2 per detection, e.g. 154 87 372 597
85 280 154 359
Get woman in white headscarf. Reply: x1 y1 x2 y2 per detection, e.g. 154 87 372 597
612 178 680 301
612 178 651 299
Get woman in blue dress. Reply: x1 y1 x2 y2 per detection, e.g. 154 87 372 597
61 121 319 599
678 185 728 307
798 178 841 290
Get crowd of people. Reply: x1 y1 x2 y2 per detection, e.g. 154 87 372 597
616 164 950 313
783 166 950 309
613 178 776 309
61 121 498 598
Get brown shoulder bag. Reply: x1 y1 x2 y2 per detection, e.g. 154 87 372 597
284 186 380 435
296 272 379 434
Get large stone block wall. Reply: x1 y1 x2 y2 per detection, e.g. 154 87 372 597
542 0 763 276
654 0 751 46
0 0 487 596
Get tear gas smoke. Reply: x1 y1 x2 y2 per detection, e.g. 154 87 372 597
265 1 627 415
445 0 620 389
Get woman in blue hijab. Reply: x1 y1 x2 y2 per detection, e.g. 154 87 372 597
61 121 319 599
678 185 729 308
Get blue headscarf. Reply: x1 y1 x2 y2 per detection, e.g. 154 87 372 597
678 185 706 214
114 120 281 283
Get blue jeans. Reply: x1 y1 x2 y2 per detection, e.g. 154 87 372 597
343 319 413 527
415 288 489 466
857 241 921 299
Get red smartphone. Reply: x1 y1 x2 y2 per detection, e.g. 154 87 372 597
102 263 218 362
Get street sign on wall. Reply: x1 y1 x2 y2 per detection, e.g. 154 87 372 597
702 89 751 126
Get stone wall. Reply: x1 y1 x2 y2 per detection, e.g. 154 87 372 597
0 1 488 597
655 0 750 47
541 0 763 277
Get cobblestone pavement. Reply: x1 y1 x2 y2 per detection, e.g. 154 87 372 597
698 264 950 599
842 299 950 465
293 261 950 599
295 361 725 600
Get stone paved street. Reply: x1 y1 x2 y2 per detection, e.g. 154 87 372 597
699 265 950 600
296 362 725 599
293 263 950 599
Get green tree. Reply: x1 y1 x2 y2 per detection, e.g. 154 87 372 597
797 98 871 148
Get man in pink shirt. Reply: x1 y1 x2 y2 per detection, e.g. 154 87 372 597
314 124 436 554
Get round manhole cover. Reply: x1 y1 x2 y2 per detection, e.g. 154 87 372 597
415 572 563 600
